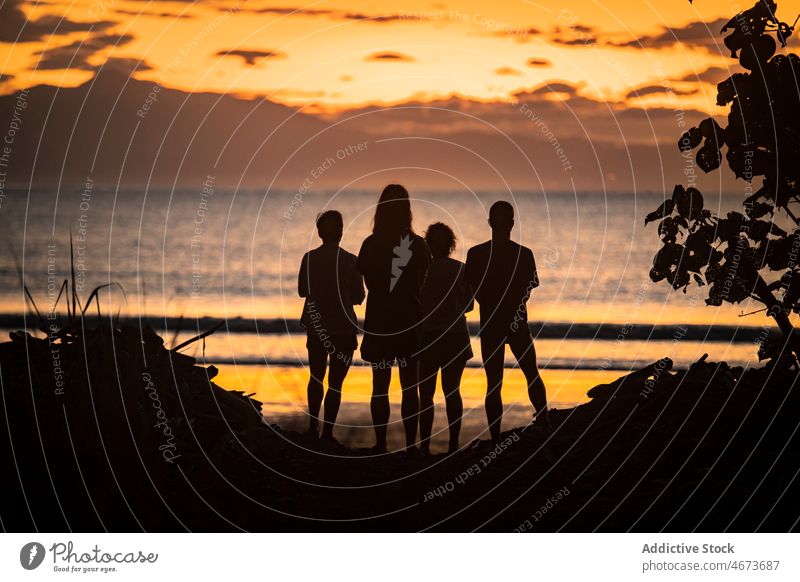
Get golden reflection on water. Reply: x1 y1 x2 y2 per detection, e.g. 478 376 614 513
216 365 623 450
217 364 619 413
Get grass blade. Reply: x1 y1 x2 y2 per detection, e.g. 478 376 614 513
172 321 224 352
51 279 69 318
70 232 77 322
81 283 127 315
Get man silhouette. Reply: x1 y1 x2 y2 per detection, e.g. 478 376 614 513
299 210 365 440
465 201 548 443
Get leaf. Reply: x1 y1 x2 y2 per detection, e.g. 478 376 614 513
658 217 679 243
747 219 772 242
745 201 773 219
684 232 715 272
692 222 718 244
781 272 800 309
649 266 669 282
667 266 690 291
644 198 674 225
651 243 683 283
705 264 721 284
765 232 800 270
716 212 745 241
697 143 723 172
698 117 723 140
673 185 704 220
678 127 703 152
716 74 743 106
770 223 787 237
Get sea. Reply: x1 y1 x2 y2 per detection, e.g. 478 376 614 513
0 186 782 450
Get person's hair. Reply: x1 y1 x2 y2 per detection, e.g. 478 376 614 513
488 200 514 231
372 184 413 239
425 222 456 258
316 210 343 243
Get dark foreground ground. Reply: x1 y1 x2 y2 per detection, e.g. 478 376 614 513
1 322 799 532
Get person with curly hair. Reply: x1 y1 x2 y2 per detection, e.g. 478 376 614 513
418 222 474 455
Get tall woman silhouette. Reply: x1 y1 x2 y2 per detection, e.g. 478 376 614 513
357 185 431 453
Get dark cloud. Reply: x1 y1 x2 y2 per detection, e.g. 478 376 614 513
527 58 551 67
0 73 14 83
100 57 153 75
34 33 134 71
483 27 539 42
215 49 286 66
114 9 194 20
610 18 728 52
0 0 115 42
341 12 425 23
625 84 699 98
233 6 428 23
365 52 415 62
551 35 597 46
236 6 337 16
531 82 578 95
677 66 732 84
554 24 594 34
495 66 522 76
550 24 597 46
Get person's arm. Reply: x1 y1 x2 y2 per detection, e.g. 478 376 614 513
298 253 309 298
356 238 369 274
519 249 538 305
529 249 540 290
464 247 479 298
457 265 475 314
417 237 432 290
352 263 366 305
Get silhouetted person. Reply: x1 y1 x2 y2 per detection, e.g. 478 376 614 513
357 185 431 453
465 201 548 443
418 223 473 455
299 210 365 440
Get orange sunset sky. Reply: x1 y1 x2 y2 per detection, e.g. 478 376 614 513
3 0 795 191
0 0 751 111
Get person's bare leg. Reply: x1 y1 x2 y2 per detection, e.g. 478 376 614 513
510 335 548 422
418 360 439 455
307 347 327 436
322 352 352 440
399 359 420 451
441 360 465 452
483 340 505 444
370 364 391 452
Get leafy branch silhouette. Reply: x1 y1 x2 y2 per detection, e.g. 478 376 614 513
647 0 800 362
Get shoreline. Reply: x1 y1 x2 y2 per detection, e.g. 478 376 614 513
0 315 772 341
